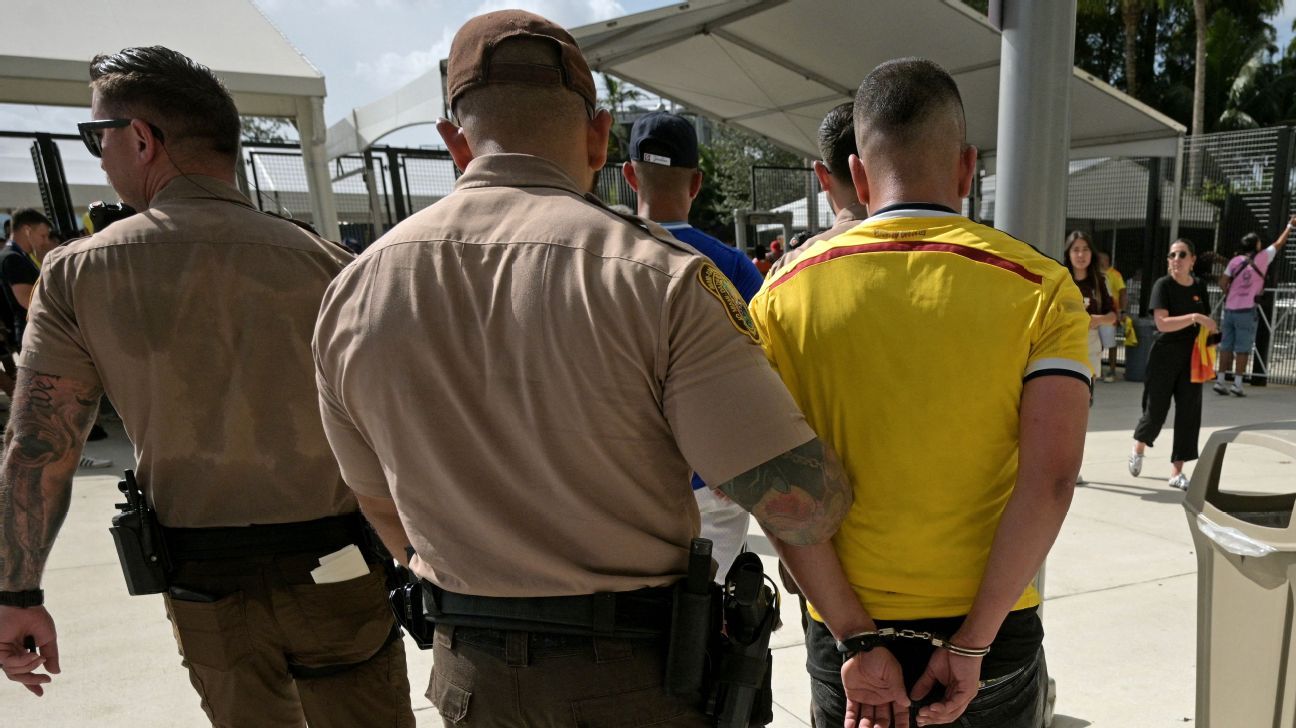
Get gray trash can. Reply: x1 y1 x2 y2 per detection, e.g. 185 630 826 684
1122 317 1158 382
1182 423 1296 728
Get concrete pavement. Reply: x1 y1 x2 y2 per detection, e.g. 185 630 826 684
1 380 1292 726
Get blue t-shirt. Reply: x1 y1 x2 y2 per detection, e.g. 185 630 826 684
661 223 764 302
661 223 765 490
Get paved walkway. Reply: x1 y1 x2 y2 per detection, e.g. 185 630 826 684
2 380 1292 726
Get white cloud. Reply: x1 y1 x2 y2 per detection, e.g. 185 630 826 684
351 0 626 95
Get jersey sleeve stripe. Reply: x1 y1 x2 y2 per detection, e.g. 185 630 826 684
768 240 1044 290
1023 357 1093 387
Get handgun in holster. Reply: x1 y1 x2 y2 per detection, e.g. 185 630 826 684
388 547 435 649
108 470 172 595
710 552 779 728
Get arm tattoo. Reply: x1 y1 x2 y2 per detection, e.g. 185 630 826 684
717 438 853 546
0 369 102 590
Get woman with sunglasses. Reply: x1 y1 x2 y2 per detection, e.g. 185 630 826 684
1129 239 1218 490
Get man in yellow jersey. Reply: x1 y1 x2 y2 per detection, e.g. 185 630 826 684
750 58 1091 728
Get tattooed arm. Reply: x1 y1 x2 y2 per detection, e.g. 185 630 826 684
715 437 851 546
0 369 102 591
0 368 101 697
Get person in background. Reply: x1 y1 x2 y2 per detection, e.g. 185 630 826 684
1214 218 1293 396
1130 239 1217 491
1063 232 1118 381
621 111 764 582
1098 250 1127 382
0 209 58 346
752 243 771 275
770 102 866 279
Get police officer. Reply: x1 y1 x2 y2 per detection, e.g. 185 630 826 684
0 46 413 727
313 10 853 726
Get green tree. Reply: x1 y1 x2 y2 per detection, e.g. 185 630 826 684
240 116 292 143
599 73 645 161
693 123 802 234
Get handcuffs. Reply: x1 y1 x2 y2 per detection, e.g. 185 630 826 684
835 627 991 659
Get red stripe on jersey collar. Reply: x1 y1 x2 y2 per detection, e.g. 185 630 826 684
767 240 1044 290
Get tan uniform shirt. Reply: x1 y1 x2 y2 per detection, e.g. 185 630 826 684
19 176 355 528
315 154 814 597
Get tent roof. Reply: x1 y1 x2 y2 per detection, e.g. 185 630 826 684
0 0 325 117
572 0 1185 159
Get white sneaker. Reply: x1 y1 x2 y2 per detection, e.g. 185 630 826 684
78 455 112 469
1231 385 1246 398
1169 473 1189 491
1128 451 1143 477
1213 381 1229 395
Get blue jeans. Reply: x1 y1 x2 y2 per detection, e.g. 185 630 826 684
806 613 1048 727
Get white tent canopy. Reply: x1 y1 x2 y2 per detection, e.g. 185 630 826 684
572 0 1185 160
1 0 339 239
327 71 444 160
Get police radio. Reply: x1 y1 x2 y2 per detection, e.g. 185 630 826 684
109 470 171 595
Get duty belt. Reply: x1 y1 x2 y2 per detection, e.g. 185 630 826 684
163 513 367 561
421 581 674 639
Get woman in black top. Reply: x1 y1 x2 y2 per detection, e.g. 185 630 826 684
1129 239 1219 490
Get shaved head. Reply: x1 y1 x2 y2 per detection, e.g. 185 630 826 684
853 58 966 170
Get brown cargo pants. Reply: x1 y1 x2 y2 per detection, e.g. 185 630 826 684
427 623 710 728
162 553 414 728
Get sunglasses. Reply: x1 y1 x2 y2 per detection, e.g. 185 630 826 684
1167 251 1191 260
77 119 165 158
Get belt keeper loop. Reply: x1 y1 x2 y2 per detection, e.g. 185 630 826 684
505 631 528 667
591 592 616 636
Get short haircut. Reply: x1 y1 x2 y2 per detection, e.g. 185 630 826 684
11 208 51 231
818 102 856 183
854 58 965 152
89 46 241 159
631 157 695 198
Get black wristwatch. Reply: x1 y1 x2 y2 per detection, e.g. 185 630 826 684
835 631 890 657
0 589 44 608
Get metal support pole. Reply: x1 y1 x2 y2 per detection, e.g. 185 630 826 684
1167 136 1185 247
1140 158 1162 315
991 0 1077 260
362 149 386 244
992 7 1076 726
296 96 341 241
387 149 409 223
805 162 820 234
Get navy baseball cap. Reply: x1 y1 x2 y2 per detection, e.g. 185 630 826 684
629 112 699 168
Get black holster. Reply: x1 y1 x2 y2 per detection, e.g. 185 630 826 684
108 470 171 595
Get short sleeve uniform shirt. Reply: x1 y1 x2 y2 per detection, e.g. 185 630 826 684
314 154 814 598
20 177 355 528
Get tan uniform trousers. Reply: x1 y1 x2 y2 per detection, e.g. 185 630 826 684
163 553 414 728
428 624 710 728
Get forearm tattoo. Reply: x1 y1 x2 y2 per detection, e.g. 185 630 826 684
0 370 102 590
717 438 853 545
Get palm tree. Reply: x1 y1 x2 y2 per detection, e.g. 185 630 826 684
600 73 645 161
1192 0 1208 136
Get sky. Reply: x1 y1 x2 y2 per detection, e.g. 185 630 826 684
3 0 1296 147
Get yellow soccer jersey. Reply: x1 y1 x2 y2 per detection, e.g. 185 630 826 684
749 204 1091 621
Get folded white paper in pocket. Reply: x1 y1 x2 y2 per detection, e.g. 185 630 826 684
310 544 369 584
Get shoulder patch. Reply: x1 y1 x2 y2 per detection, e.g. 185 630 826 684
698 264 760 343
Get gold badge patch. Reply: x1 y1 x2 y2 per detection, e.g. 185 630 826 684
698 264 760 344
